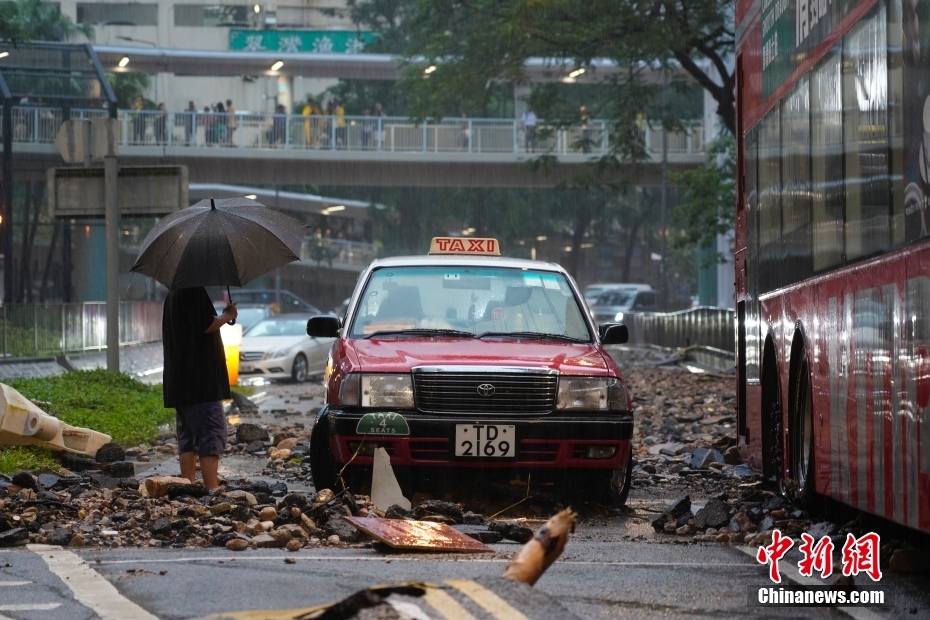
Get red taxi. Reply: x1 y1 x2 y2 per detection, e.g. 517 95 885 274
306 238 634 504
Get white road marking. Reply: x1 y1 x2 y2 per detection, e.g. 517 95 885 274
0 604 61 611
734 546 886 620
0 581 31 586
27 544 160 620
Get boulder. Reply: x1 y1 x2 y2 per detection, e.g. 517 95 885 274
95 443 126 463
226 538 249 551
258 507 278 522
323 513 361 542
487 521 533 543
384 504 411 520
11 472 37 490
410 500 464 524
223 490 258 506
0 528 28 547
100 461 134 478
651 495 692 532
142 476 192 498
46 529 73 546
166 484 210 500
694 499 730 530
277 438 299 450
236 423 268 444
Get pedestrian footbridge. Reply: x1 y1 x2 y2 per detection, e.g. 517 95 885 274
6 107 706 187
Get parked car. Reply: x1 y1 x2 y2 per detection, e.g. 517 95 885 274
582 283 654 305
224 289 320 315
238 314 335 383
588 287 657 323
212 302 277 331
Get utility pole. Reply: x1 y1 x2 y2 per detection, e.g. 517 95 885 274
659 70 669 311
104 155 120 372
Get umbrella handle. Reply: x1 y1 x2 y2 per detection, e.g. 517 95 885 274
226 286 236 325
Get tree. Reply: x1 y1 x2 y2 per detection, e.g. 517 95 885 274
107 72 152 109
0 0 93 44
670 133 735 266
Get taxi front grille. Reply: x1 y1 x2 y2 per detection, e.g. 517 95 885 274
240 352 264 361
413 372 557 415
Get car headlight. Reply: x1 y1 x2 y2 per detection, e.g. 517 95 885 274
263 345 295 360
361 374 414 408
614 312 624 321
556 377 628 411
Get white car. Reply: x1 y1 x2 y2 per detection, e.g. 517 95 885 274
238 314 334 383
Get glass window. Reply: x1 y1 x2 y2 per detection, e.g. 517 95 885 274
745 127 761 383
758 109 782 293
781 78 813 283
812 53 845 271
350 266 592 341
174 4 250 27
76 3 158 25
888 0 906 248
843 7 890 262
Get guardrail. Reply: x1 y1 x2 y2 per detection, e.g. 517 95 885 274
1 106 705 157
0 302 162 358
625 307 735 353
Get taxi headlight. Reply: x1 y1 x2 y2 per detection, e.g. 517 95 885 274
556 377 628 411
264 345 295 360
614 312 624 321
362 374 414 408
339 373 361 406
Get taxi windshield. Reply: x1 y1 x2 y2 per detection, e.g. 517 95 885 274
349 266 592 341
245 318 308 337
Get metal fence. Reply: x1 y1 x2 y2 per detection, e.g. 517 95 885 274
0 106 706 158
0 302 162 358
625 307 735 353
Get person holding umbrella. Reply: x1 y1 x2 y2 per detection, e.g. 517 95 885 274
163 288 237 490
132 197 307 490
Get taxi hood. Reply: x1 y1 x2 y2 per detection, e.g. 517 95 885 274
347 338 611 375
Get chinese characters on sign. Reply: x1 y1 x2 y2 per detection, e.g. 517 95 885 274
229 30 375 54
757 529 882 583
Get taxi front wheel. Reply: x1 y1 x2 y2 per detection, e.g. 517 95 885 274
309 413 338 492
608 449 633 506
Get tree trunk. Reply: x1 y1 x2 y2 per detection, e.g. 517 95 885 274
621 219 642 282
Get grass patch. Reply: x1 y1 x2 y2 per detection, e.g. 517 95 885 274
6 370 172 445
230 385 255 397
0 445 61 474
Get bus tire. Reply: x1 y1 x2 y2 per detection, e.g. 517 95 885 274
790 353 815 505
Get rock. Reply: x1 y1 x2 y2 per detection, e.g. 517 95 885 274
212 533 238 547
269 481 288 496
269 448 291 461
675 511 694 528
142 476 193 498
762 496 786 511
651 495 691 532
758 516 775 533
60 454 99 472
323 513 360 542
236 423 268 444
68 533 85 548
452 524 504 544
889 548 930 574
689 448 724 470
272 432 290 445
246 441 265 454
641 463 657 474
100 461 134 478
36 473 60 489
807 522 836 540
210 502 234 516
224 490 258 506
411 500 464 524
694 499 730 530
384 504 411 520
46 529 73 546
733 512 754 533
258 507 278 522
269 529 293 546
150 518 174 537
0 528 29 547
724 446 741 464
463 512 484 525
314 489 335 504
11 472 37 490
663 522 678 533
252 533 284 548
229 505 252 523
177 505 209 518
277 438 299 450
231 392 259 414
648 442 686 456
278 493 311 513
326 535 341 544
166 484 210 500
723 464 757 478
95 443 126 463
487 520 533 543
285 539 301 552
226 538 249 551
675 525 691 535
715 532 731 543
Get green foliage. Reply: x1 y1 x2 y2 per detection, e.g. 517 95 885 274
0 445 60 474
107 72 152 109
6 370 172 445
0 0 94 44
670 133 735 265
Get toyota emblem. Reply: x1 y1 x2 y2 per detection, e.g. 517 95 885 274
477 383 495 397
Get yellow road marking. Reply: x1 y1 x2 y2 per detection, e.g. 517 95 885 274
445 580 530 620
422 586 480 620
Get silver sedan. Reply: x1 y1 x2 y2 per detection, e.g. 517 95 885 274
238 315 334 383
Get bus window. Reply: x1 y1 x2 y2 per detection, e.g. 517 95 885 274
812 53 845 272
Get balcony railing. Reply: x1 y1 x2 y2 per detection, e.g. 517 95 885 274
1 106 705 157
624 307 735 353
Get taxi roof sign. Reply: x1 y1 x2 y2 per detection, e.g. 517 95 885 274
429 237 501 256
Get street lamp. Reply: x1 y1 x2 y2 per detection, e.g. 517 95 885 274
271 60 284 71
118 56 130 68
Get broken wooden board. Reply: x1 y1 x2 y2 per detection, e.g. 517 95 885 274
345 517 494 553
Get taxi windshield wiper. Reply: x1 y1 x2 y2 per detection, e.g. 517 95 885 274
364 328 477 339
476 331 589 343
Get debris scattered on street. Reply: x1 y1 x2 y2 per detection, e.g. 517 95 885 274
503 508 576 586
344 516 494 553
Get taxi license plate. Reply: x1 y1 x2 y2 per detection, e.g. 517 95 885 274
454 424 515 458
240 363 253 372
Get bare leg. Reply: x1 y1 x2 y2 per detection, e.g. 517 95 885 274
200 455 220 490
179 451 196 483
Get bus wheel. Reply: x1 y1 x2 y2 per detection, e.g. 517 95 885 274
309 412 338 493
791 354 815 505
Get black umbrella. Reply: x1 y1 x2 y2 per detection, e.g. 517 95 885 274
130 197 306 292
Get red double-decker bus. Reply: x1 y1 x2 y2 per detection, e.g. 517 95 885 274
736 0 930 532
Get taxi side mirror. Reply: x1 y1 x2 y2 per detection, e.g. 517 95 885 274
599 322 628 345
307 315 341 338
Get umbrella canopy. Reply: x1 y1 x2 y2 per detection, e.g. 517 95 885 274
130 197 306 290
